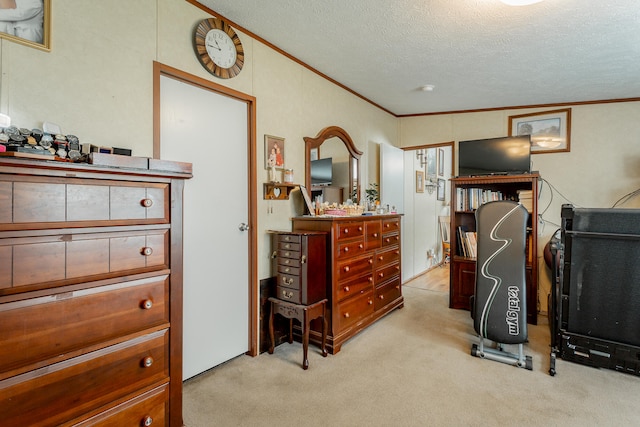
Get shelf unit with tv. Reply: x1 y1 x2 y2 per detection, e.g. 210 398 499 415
449 172 540 324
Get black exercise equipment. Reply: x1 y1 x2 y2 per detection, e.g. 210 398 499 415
470 200 532 370
549 204 640 376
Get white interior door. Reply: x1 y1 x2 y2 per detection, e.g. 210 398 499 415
160 75 249 380
380 143 404 213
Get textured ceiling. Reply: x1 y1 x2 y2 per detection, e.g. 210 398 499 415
193 0 640 116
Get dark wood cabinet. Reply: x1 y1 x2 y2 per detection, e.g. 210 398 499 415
292 215 403 353
449 173 539 324
271 231 327 304
0 157 191 426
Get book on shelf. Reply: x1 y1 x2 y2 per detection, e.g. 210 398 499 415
457 225 469 257
456 187 504 211
465 231 477 259
456 226 477 259
517 189 533 213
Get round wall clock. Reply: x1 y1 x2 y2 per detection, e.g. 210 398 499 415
194 17 244 79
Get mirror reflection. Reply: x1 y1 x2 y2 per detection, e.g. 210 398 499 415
304 126 362 205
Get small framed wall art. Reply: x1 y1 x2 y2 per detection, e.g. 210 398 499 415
426 148 437 178
416 170 425 193
438 148 445 176
265 134 285 169
0 0 51 51
437 178 446 201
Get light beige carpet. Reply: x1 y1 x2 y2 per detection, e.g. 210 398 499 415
183 286 640 426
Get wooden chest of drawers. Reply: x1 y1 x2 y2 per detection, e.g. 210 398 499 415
292 215 403 353
271 231 327 304
0 157 191 427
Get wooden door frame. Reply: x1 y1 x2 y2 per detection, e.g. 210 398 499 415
153 61 258 357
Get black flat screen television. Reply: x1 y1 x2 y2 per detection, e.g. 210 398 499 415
311 157 332 186
458 135 531 177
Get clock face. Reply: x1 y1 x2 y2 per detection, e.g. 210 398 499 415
205 29 237 68
194 18 244 79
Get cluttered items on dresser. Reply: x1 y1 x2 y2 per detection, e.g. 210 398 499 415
0 121 131 162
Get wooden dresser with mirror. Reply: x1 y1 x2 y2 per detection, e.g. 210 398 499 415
0 157 191 426
295 126 403 353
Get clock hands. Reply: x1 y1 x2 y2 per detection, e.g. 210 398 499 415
206 42 221 51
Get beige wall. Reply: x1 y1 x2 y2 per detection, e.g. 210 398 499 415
2 1 638 314
400 102 640 311
0 0 398 285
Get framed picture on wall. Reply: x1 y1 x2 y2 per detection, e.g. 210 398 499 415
0 0 51 51
437 178 445 201
416 170 424 193
310 147 319 161
265 134 285 169
508 108 571 154
426 148 437 178
438 148 444 176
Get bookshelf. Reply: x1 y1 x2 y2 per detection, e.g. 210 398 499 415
449 173 540 324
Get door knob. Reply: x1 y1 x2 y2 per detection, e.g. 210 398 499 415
238 223 250 231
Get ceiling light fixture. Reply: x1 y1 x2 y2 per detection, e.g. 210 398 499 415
419 85 435 92
499 0 544 5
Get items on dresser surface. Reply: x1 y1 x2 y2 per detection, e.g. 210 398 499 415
268 297 328 370
291 215 403 354
0 157 191 427
270 231 328 305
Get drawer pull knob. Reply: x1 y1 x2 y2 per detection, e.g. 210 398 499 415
344 312 350 318
368 259 373 264
285 243 291 249
344 266 350 272
368 277 373 282
379 295 385 300
344 247 349 252
284 236 291 241
396 266 400 270
344 229 349 234
378 256 383 261
141 247 153 256
285 267 290 272
142 356 154 368
271 251 277 259
284 252 290 257
141 198 153 208
282 290 294 299
373 233 378 237
301 255 307 264
284 259 290 264
282 276 294 286
386 223 390 228
368 300 373 305
385 238 390 243
142 416 153 426
344 286 350 292
141 299 153 310
358 227 363 231
379 273 384 278
359 244 364 249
